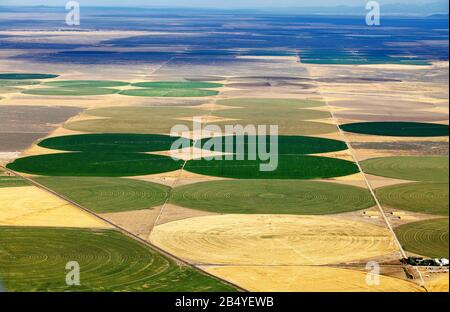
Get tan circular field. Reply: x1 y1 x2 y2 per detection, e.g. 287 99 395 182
203 266 424 292
427 274 449 292
150 215 399 265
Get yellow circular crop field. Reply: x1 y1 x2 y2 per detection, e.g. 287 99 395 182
204 266 423 292
150 215 399 265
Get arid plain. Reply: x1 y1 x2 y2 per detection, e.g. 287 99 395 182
0 8 448 292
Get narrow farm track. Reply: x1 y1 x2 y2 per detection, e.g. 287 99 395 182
0 164 245 292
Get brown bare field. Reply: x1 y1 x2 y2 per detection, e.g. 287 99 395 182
100 208 161 239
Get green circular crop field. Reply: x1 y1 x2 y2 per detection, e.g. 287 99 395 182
132 81 223 89
377 182 449 216
185 155 359 179
7 152 184 177
0 73 58 80
171 180 374 214
197 135 347 155
395 218 449 258
340 122 449 137
120 88 219 97
35 177 170 213
0 80 41 87
0 227 235 292
362 156 449 182
22 87 119 96
44 80 129 88
39 134 191 153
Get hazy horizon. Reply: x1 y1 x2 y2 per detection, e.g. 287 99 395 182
0 0 448 9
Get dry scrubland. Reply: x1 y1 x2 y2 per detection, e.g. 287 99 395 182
0 29 448 292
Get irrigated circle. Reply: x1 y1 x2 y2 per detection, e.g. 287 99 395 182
362 156 449 182
35 177 171 213
0 73 58 80
39 134 191 153
340 122 449 137
185 155 359 179
132 81 223 89
377 182 449 216
171 180 374 215
197 135 347 155
0 227 234 292
23 87 119 96
7 152 183 177
150 215 398 265
44 80 129 88
395 219 449 258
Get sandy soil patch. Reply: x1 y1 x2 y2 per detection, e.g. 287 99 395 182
202 266 423 292
425 273 449 292
150 214 398 266
176 115 239 123
156 204 218 226
0 186 111 228
365 174 414 189
100 208 161 239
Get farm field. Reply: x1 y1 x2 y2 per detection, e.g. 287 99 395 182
0 226 236 292
395 219 449 258
0 7 448 294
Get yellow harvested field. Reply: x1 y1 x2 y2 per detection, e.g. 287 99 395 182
427 274 449 292
0 186 111 229
150 214 399 265
203 266 424 292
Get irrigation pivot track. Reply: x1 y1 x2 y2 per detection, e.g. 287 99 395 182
0 164 245 292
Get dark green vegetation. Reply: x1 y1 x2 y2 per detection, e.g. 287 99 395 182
171 180 374 215
395 219 449 258
362 156 449 182
44 80 129 88
0 73 58 80
35 177 170 213
185 155 359 179
132 81 222 89
0 226 236 292
340 122 449 137
7 152 183 177
120 89 219 97
38 134 191 153
23 87 119 96
197 135 347 155
377 182 449 216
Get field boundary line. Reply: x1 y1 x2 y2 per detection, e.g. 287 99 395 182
0 164 246 292
148 87 229 234
314 86 426 289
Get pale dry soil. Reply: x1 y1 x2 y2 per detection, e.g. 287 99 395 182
150 214 399 266
0 186 111 228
